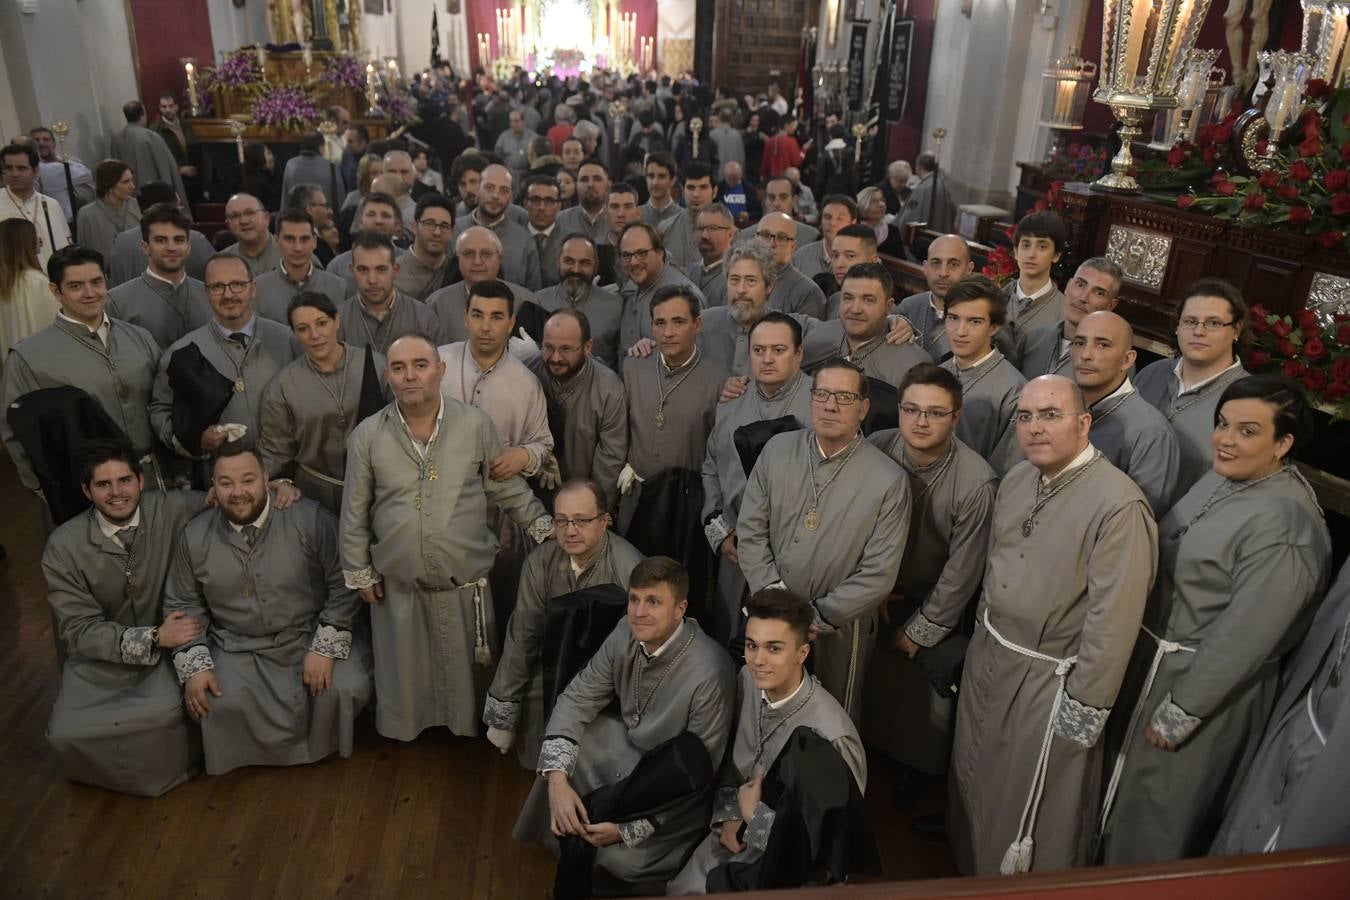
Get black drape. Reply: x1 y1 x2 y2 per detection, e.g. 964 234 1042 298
541 583 629 721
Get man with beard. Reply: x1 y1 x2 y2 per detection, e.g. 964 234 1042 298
219 193 280 277
327 193 405 295
426 226 538 345
754 212 826 319
640 153 698 269
484 479 644 768
821 224 879 320
525 175 566 289
44 440 206 796
165 444 372 775
535 235 623 369
455 164 541 290
791 194 857 283
106 204 212 349
799 263 931 387
394 194 457 301
617 224 704 360
893 234 973 360
684 204 735 309
1019 257 1123 379
555 158 610 245
253 210 347 323
701 312 813 649
336 233 439 356
340 333 552 741
695 242 777 377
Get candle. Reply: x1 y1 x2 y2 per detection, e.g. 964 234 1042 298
1121 0 1152 87
184 61 198 115
256 45 267 69
302 44 313 71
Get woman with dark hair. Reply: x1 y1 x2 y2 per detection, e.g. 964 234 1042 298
0 219 60 363
1134 278 1251 494
1099 374 1332 864
76 159 140 258
239 141 280 211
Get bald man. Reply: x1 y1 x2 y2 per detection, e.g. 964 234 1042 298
1072 311 1180 515
1020 258 1123 380
220 193 280 276
382 148 431 202
455 164 541 290
755 212 827 319
371 172 416 233
895 234 972 359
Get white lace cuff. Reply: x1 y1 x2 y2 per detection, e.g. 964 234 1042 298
309 624 352 660
904 610 952 648
618 818 656 848
1150 692 1202 746
1051 691 1110 749
483 694 520 731
172 644 214 684
704 514 731 552
538 736 579 777
343 566 382 590
526 515 554 544
119 625 161 666
743 802 776 851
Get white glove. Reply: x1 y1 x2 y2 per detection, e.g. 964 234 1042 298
617 463 644 496
508 326 539 362
217 423 249 442
538 456 562 491
486 726 515 754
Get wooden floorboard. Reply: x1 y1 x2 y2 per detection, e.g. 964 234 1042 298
0 453 956 899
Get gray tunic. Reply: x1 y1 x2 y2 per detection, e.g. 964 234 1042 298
1004 281 1065 335
325 249 359 296
393 248 451 301
696 307 755 377
1135 359 1250 496
555 204 609 244
641 202 698 269
515 618 736 883
791 240 830 281
622 349 728 480
768 266 827 319
737 430 909 722
150 318 299 455
336 290 440 356
1211 558 1350 855
1 316 162 490
257 344 388 514
483 534 645 768
1100 467 1331 864
734 220 819 247
253 266 348 324
340 400 551 740
801 318 933 388
535 283 624 370
455 212 542 290
44 491 206 796
949 453 1157 875
164 500 372 775
426 279 537 345
1017 321 1072 380
528 355 628 510
617 265 704 358
941 351 1026 475
897 291 952 360
107 227 215 287
76 198 141 259
862 433 997 774
682 259 727 308
700 371 812 646
222 236 282 278
667 669 866 896
1089 386 1181 516
106 272 212 351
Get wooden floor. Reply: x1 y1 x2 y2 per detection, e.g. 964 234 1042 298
0 455 956 898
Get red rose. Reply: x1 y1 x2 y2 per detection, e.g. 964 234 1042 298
1342 141 1350 163
1338 324 1350 345
1334 193 1350 216
1250 304 1269 319
1289 161 1315 182
1250 314 1270 334
1216 180 1238 196
1325 381 1350 403
1277 182 1300 201
1210 169 1230 185
1304 337 1327 361
1319 231 1346 249
1258 170 1280 190
1300 137 1324 158
1272 319 1293 338
1307 79 1331 99
1277 338 1299 357
1298 308 1322 332
1244 193 1266 211
1167 146 1187 167
1327 169 1350 192
1177 193 1196 209
1289 205 1313 225
1246 349 1270 369
1333 357 1350 382
1304 369 1328 392
1283 359 1306 378
1203 145 1218 166
1196 126 1214 149
1256 139 1270 157
1212 122 1234 144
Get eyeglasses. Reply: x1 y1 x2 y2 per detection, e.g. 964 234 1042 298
696 224 731 233
417 219 454 232
205 280 252 295
307 200 331 210
1012 410 1073 426
809 388 862 406
225 209 264 221
756 232 795 245
554 513 605 529
1178 316 1235 332
900 404 954 421
525 195 561 205
619 247 654 263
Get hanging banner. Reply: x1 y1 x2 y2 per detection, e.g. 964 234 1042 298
883 18 915 122
868 2 894 119
846 20 870 111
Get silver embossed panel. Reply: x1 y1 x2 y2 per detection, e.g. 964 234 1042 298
1309 272 1350 327
1105 225 1172 291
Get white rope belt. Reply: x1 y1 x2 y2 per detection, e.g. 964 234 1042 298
469 577 492 667
981 609 1077 875
1099 626 1197 831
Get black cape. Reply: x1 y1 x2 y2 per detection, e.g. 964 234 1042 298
165 342 234 456
860 376 898 435
541 583 629 722
356 344 385 424
733 415 803 477
625 467 711 622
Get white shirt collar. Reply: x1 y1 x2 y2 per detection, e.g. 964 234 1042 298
640 619 685 658
227 496 271 533
1098 375 1135 405
815 431 859 460
1041 442 1096 486
1173 358 1242 395
396 396 445 457
95 505 141 544
145 268 187 288
59 310 111 345
1016 278 1055 303
281 261 315 285
529 223 555 238
761 672 807 709
957 347 997 371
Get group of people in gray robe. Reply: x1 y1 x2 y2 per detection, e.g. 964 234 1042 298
13 170 1350 897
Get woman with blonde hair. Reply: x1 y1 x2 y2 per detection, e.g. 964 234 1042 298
0 219 61 367
76 159 141 258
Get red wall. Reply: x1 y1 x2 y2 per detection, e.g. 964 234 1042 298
127 0 216 110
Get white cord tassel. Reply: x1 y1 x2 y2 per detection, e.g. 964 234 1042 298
473 578 492 667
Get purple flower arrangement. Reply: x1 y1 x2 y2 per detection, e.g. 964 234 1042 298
215 49 264 88
252 84 321 131
377 86 419 126
319 54 366 90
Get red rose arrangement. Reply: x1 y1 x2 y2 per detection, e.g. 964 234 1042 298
1247 304 1350 415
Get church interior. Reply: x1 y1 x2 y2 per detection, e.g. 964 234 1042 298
2 0 1350 896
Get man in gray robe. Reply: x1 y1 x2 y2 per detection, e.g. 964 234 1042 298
1072 312 1180 515
819 224 881 321
106 204 212 350
949 375 1157 875
616 223 704 359
340 333 553 741
484 480 645 768
639 153 698 269
514 557 736 886
455 164 541 289
219 194 281 277
426 226 537 345
754 213 827 320
165 445 372 775
791 194 859 282
1 246 164 495
939 277 1026 474
105 186 212 287
1002 212 1068 360
535 235 624 370
737 359 909 723
336 233 439 356
531 309 628 510
44 440 205 796
525 174 567 289
895 233 974 361
668 588 865 895
253 210 346 323
683 204 736 309
109 102 189 213
701 312 813 649
554 159 611 245
279 132 345 210
328 193 404 295
896 154 954 239
800 263 932 387
393 194 455 301
150 254 299 458
862 363 996 798
1211 558 1350 856
1018 257 1123 380
694 241 778 377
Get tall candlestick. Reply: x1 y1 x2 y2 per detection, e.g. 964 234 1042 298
302 43 313 75
256 44 267 70
184 59 199 117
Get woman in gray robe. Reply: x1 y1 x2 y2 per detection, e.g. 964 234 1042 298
76 160 141 259
1100 376 1332 864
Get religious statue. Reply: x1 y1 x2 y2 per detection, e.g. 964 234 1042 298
267 0 313 44
1223 0 1274 92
